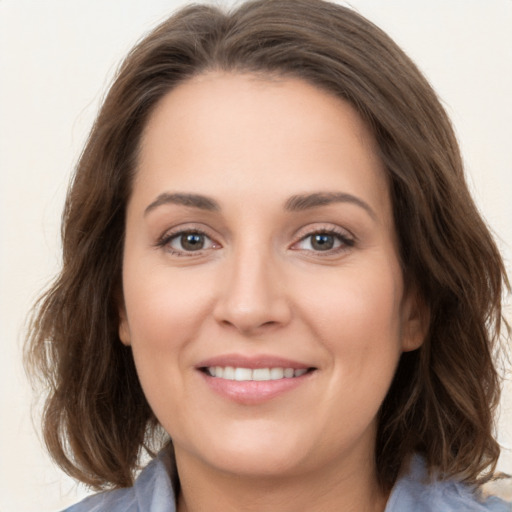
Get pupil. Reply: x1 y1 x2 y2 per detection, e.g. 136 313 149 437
312 234 334 251
182 233 204 251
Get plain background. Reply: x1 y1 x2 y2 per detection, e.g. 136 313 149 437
1 1 511 510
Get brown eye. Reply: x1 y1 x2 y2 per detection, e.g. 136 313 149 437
165 231 215 253
180 233 205 251
310 233 335 251
292 229 355 254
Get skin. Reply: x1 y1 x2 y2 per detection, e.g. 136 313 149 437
119 73 426 512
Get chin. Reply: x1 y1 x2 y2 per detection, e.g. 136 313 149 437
175 423 317 478
207 447 309 478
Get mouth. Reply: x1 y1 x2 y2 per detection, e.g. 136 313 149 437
200 366 314 381
196 355 317 404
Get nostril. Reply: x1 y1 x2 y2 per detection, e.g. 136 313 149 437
217 314 283 335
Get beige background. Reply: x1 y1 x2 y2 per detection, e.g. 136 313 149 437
1 0 511 510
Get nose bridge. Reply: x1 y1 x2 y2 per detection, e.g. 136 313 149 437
213 237 290 333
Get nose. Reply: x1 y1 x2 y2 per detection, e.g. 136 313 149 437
213 245 292 335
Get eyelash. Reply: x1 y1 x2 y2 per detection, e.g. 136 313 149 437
291 227 355 255
156 226 355 257
156 227 216 257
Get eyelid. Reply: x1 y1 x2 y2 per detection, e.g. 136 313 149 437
155 224 222 255
290 224 356 254
155 222 355 256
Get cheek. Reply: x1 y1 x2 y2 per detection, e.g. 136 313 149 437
295 259 404 371
121 263 216 396
121 266 211 426
124 264 208 338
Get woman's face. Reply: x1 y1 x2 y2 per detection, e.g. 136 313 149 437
120 73 424 479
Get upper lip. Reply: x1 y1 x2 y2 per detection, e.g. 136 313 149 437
196 354 314 370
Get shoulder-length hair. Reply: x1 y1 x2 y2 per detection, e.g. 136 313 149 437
25 0 509 492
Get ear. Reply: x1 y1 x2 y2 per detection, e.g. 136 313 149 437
118 304 132 346
400 287 429 353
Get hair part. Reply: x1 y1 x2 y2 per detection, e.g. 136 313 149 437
25 0 509 491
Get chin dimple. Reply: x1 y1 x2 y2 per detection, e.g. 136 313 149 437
204 366 311 381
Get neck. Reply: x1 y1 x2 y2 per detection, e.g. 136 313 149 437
175 449 389 512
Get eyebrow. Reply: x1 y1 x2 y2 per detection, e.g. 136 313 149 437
144 192 220 216
285 192 376 220
144 190 376 220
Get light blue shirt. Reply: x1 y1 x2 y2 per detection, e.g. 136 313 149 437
63 451 511 511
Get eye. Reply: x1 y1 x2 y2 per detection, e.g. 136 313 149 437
159 230 218 255
293 229 354 253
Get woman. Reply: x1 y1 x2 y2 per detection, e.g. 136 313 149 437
25 0 511 510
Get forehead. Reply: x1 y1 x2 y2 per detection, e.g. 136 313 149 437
134 72 391 222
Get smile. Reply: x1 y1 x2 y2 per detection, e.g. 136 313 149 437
205 366 310 381
197 356 317 404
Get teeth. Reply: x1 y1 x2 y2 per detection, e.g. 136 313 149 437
253 368 270 381
269 368 284 380
223 366 234 379
284 368 294 378
234 368 252 381
206 366 309 381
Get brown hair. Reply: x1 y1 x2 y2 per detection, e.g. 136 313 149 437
25 0 509 492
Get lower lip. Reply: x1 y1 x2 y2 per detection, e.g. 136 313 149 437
200 371 314 405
